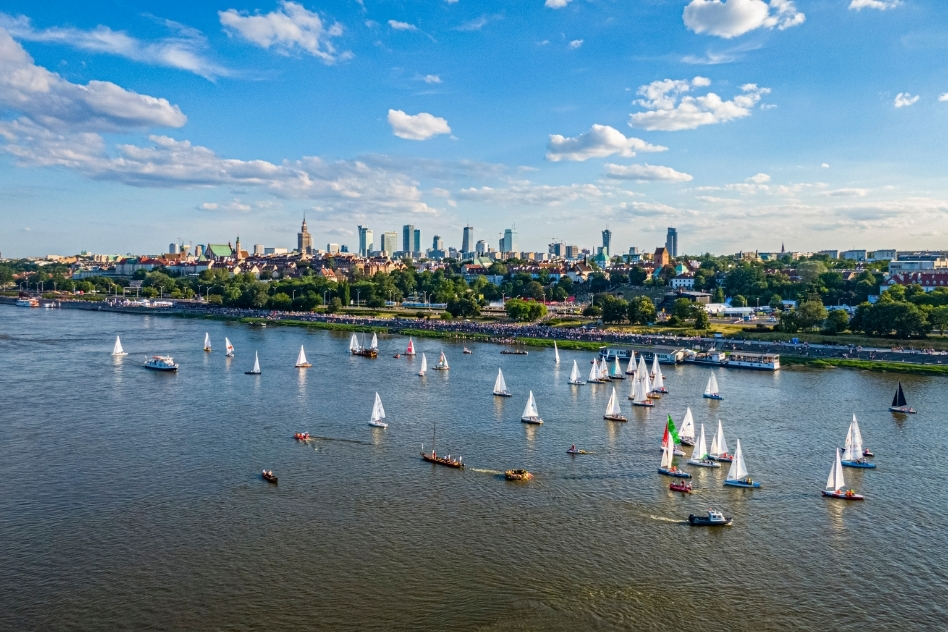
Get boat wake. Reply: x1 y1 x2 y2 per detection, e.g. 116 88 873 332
309 436 373 446
650 515 689 524
469 468 504 475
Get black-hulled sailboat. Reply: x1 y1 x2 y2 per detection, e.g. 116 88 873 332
889 381 916 414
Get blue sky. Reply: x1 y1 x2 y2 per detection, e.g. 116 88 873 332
1 0 947 258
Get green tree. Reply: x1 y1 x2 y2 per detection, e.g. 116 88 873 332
797 260 828 285
796 299 829 331
823 309 849 334
930 305 948 335
268 292 292 310
769 294 783 309
600 295 629 323
583 304 603 318
731 295 747 307
446 296 480 318
694 309 710 330
672 298 695 320
628 266 648 285
712 287 725 303
488 262 508 275
778 310 800 333
628 296 657 325
505 299 546 321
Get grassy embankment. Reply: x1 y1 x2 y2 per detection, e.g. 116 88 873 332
780 355 948 376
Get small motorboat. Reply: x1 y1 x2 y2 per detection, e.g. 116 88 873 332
688 509 732 526
863 448 874 458
262 470 278 484
505 469 533 481
566 445 588 455
670 481 693 493
294 432 311 441
463 348 474 354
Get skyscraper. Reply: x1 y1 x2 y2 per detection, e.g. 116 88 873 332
412 229 421 254
298 217 313 254
601 229 612 256
462 225 474 253
476 239 487 254
402 224 415 253
382 231 398 256
358 225 374 256
501 228 519 253
432 235 444 251
666 227 678 258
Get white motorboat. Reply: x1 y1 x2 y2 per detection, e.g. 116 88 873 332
144 355 178 371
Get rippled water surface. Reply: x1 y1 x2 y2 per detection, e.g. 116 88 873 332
1 307 946 630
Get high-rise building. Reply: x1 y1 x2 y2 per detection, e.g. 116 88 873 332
253 244 265 255
402 224 415 253
501 228 519 253
432 235 444 251
382 231 398 256
298 217 313 254
412 229 421 254
462 225 474 253
666 227 678 258
168 242 179 255
358 225 373 256
476 239 487 254
565 245 580 259
327 243 341 254
602 229 612 256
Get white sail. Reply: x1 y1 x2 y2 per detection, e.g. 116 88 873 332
636 355 649 381
569 360 582 384
704 374 718 396
710 428 719 456
349 333 360 352
111 336 127 356
438 351 449 369
629 375 639 400
652 363 665 391
660 442 674 469
826 448 846 492
251 351 260 374
494 368 508 394
851 415 864 451
225 337 234 357
203 332 212 351
371 392 386 421
370 333 378 350
522 391 539 419
599 358 610 381
296 346 308 367
633 374 650 404
419 353 427 375
691 425 708 461
641 370 652 397
613 357 621 377
714 420 729 456
626 352 636 374
651 354 660 378
680 408 695 442
606 387 622 416
589 358 600 382
554 340 560 364
727 439 749 481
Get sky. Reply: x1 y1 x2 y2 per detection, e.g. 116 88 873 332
1 0 948 258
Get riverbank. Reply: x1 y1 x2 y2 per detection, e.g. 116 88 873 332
779 356 948 376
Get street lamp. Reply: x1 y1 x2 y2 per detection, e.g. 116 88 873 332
356 289 360 307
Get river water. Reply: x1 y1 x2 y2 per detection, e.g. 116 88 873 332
1 306 945 630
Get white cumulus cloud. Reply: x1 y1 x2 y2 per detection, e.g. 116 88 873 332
683 0 804 39
387 110 451 140
545 0 574 8
0 28 186 133
388 20 418 31
849 0 901 10
546 124 666 162
747 173 770 184
423 74 441 84
219 1 347 63
629 77 769 131
894 92 919 108
938 93 948 102
568 39 583 49
604 164 694 182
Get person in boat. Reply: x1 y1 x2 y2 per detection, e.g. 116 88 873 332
570 444 576 452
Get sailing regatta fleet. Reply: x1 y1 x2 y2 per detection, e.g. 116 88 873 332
117 328 914 512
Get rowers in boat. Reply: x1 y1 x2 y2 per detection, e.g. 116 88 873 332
294 432 311 441
262 470 278 484
505 469 532 481
888 381 916 414
670 481 693 493
822 448 864 500
688 508 732 526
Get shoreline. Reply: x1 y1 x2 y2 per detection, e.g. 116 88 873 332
6 299 945 376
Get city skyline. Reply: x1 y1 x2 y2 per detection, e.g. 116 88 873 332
3 1 948 258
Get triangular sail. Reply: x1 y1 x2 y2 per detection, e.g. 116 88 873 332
599 359 609 381
439 351 449 369
112 336 126 355
372 392 386 421
370 333 378 350
406 338 415 355
851 415 864 453
554 341 560 364
660 442 674 469
225 337 234 357
843 415 864 461
710 373 719 394
680 408 695 441
204 332 212 351
606 388 621 416
296 346 308 366
494 368 508 394
641 371 652 397
589 359 599 382
727 439 749 481
636 356 649 381
710 427 719 456
626 352 636 374
613 357 622 377
692 425 707 460
523 391 539 418
826 448 846 491
419 353 427 374
892 382 907 407
651 354 660 377
652 364 665 391
252 351 260 374
629 375 639 400
349 333 359 352
715 420 728 456
569 360 581 383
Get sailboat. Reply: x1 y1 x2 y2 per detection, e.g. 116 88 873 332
625 351 636 375
889 381 916 414
608 356 625 380
841 414 876 468
244 351 261 375
111 336 127 356
421 420 463 468
588 358 605 383
658 441 692 478
352 333 378 357
521 391 543 424
225 337 234 357
631 366 654 407
603 387 627 421
349 333 360 354
709 420 733 462
679 408 696 446
433 350 449 370
368 392 388 428
493 368 512 397
418 353 428 376
295 345 312 368
554 340 560 364
651 356 667 394
660 416 685 456
203 332 212 352
370 333 379 351
687 424 720 467
405 338 416 356
568 360 585 385
703 373 722 400
724 440 760 487
823 448 864 500
599 358 610 382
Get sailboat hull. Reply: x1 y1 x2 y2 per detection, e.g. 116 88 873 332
493 391 513 397
724 480 761 488
631 401 655 407
687 459 721 468
568 380 585 385
703 394 723 400
296 363 312 368
244 371 261 375
604 414 628 422
658 468 692 478
709 455 733 463
822 490 864 500
841 461 876 468
888 406 916 414
369 421 388 428
680 438 695 446
521 417 543 425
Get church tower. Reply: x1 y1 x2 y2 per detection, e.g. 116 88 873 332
298 216 313 254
